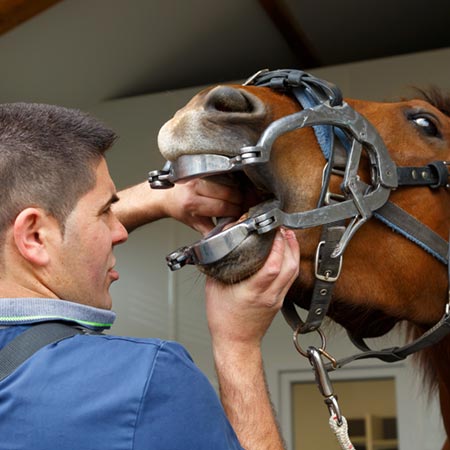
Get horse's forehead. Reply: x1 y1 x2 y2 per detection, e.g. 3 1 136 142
348 97 450 123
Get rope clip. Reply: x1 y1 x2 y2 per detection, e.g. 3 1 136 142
307 346 343 425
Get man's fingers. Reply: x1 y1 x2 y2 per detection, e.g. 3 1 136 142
190 196 242 219
195 179 243 206
192 217 216 235
276 229 300 298
261 229 299 293
280 229 300 276
266 228 299 270
246 228 298 294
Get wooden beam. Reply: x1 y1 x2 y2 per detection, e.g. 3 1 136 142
258 0 322 68
0 0 62 36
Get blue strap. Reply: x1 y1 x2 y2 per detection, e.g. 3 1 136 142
293 87 334 161
374 202 448 265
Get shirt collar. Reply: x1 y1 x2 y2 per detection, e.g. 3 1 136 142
0 298 116 331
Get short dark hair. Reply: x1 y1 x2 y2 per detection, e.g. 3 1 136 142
0 103 117 238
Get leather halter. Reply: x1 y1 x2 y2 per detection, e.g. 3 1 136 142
149 69 450 366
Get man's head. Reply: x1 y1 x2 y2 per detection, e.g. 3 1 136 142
0 103 116 238
0 103 128 308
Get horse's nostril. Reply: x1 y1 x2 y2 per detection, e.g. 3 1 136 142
205 86 253 113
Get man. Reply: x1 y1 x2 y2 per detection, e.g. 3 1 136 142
0 103 299 449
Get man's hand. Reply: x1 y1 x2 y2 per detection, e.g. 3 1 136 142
163 179 243 235
205 228 299 450
114 179 242 234
205 228 299 350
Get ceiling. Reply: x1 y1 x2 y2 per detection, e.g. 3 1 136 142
0 0 449 108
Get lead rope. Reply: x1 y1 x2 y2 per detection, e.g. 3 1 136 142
329 416 355 450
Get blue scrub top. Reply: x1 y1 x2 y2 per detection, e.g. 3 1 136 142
0 299 243 450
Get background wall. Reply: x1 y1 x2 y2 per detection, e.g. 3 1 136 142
90 47 450 450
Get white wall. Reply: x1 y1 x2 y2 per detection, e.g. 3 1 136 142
90 47 450 450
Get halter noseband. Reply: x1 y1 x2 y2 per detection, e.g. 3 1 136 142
149 69 450 365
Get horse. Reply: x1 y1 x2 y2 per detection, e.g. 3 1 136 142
150 69 450 448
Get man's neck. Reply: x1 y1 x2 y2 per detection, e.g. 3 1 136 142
0 279 57 300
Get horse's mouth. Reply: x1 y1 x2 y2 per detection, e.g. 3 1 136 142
205 171 277 237
197 170 279 283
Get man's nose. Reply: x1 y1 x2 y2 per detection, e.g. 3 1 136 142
112 217 128 245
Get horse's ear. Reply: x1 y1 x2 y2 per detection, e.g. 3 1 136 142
12 208 57 266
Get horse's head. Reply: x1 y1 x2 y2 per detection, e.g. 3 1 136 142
156 72 449 338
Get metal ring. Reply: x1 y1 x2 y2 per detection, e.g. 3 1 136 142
293 327 327 357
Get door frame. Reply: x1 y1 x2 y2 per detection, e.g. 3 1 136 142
277 362 438 450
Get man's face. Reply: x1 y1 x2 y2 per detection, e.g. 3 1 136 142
50 158 128 309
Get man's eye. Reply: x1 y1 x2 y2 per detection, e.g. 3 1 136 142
411 115 440 138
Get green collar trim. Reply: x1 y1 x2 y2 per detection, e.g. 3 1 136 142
0 298 116 331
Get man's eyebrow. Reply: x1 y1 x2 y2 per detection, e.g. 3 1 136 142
102 193 120 210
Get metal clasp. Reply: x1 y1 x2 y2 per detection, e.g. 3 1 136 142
307 346 343 425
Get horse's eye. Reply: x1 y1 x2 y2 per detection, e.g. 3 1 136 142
411 115 441 138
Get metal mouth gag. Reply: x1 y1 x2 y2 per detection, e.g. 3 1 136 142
149 67 449 341
149 69 448 274
149 86 399 269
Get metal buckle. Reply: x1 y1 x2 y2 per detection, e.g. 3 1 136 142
324 191 346 205
321 162 346 205
315 241 343 282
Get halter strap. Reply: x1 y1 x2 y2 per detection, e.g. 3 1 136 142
375 201 448 264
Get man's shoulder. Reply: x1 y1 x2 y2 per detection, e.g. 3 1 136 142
63 332 195 370
69 332 187 352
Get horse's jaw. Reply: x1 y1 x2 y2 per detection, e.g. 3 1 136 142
198 228 276 283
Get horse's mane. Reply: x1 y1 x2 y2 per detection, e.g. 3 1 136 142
413 86 450 117
408 324 450 396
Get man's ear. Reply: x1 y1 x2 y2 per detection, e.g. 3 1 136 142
13 208 60 266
